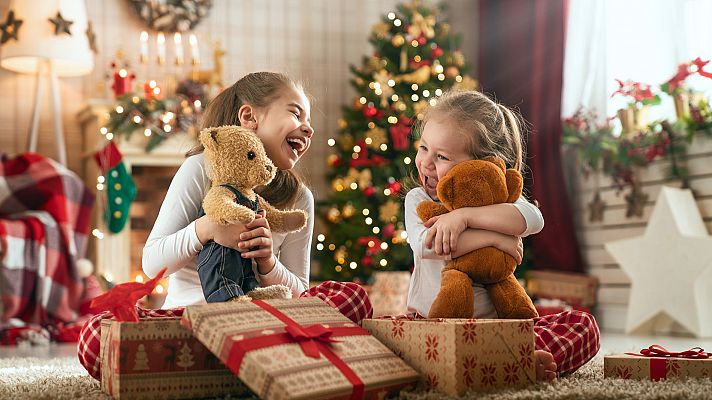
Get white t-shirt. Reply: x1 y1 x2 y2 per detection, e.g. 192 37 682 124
404 187 544 318
142 153 314 308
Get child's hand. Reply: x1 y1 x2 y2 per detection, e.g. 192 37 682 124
238 213 277 274
424 209 468 255
492 233 523 264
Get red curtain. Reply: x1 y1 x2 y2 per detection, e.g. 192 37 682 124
478 0 582 272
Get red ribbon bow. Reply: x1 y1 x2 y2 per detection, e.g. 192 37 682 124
284 324 340 358
626 344 711 359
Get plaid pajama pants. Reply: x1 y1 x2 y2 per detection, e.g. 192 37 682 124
533 309 600 375
77 281 372 380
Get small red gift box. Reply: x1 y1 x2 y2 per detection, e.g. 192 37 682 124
604 345 712 380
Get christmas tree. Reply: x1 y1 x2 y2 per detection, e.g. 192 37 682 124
133 344 150 371
315 1 477 282
176 342 195 369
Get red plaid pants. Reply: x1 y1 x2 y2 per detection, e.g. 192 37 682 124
77 281 372 380
533 309 600 375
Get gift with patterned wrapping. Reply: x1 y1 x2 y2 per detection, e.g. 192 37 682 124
368 271 411 317
362 317 536 396
604 345 712 381
180 297 420 400
100 317 249 399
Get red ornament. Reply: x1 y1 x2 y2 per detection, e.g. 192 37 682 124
409 58 432 70
362 105 379 119
382 223 395 239
143 80 163 101
430 46 444 59
330 156 342 167
361 256 374 267
363 186 376 197
389 116 414 150
417 34 427 46
386 181 402 195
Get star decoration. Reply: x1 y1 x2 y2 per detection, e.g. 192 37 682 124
588 191 606 222
379 200 401 223
49 11 73 36
1 10 23 45
407 11 436 39
625 184 648 218
371 21 391 39
605 187 712 337
86 21 97 53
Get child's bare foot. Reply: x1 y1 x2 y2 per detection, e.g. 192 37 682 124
535 350 557 382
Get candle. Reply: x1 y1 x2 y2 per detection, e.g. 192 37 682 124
174 32 183 66
139 31 149 64
189 34 199 66
157 32 166 65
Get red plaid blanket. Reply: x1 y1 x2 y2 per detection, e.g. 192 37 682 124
0 153 97 324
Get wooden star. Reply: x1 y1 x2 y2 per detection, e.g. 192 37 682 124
86 21 97 53
625 185 649 218
49 11 73 36
605 187 712 337
1 10 23 45
588 191 606 223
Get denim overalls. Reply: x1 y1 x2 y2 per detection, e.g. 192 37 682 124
197 184 261 302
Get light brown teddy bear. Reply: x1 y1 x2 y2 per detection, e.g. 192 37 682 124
197 125 307 302
417 156 538 319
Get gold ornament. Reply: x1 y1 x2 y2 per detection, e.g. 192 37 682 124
327 207 341 223
413 100 428 115
395 65 431 85
334 246 347 263
366 126 388 149
372 69 395 107
372 21 391 39
445 66 460 78
379 201 401 223
338 118 348 129
327 154 340 166
342 203 356 218
343 168 372 188
391 34 405 47
341 134 355 151
454 75 478 91
407 11 436 39
331 178 345 192
452 50 465 67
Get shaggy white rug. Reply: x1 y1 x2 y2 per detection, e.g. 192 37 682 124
1 355 711 399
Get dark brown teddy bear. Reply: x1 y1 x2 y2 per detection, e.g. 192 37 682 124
417 157 538 319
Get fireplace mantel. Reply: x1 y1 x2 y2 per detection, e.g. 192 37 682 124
78 99 197 284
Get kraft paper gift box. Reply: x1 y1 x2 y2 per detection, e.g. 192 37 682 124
368 271 411 317
604 346 712 380
100 317 249 399
526 270 598 307
181 297 420 400
362 317 536 396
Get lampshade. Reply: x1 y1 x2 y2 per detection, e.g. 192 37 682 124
1 0 93 77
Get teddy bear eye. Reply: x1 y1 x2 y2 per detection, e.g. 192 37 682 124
247 151 256 160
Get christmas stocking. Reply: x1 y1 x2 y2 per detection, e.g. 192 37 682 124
94 141 136 233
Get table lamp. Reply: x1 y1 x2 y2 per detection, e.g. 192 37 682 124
0 0 94 165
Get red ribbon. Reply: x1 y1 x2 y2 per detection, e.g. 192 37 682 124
226 299 369 400
626 345 711 359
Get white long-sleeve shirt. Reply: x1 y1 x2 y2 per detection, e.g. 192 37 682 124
142 153 314 308
404 187 544 318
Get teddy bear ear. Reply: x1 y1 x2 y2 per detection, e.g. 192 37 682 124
482 156 506 172
435 173 456 208
199 127 220 151
505 169 523 203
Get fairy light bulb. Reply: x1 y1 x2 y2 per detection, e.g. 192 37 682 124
328 138 336 146
404 157 412 164
318 234 325 242
349 262 357 269
362 209 370 216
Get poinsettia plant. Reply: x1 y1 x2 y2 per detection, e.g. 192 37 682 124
611 79 661 108
660 57 712 95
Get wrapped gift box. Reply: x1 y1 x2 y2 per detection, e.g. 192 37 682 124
604 353 712 380
526 270 598 307
368 271 410 317
100 317 249 399
181 297 420 400
362 317 536 396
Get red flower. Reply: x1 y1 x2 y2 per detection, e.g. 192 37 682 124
692 57 712 79
425 334 439 361
480 363 497 386
462 321 477 344
504 362 520 385
463 356 477 387
611 79 659 104
518 343 534 370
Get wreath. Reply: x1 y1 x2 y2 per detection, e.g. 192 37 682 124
128 0 213 32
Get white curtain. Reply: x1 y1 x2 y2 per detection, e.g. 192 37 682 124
562 0 712 124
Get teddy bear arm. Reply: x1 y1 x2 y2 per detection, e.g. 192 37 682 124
257 196 308 233
416 201 450 223
203 186 255 225
505 169 524 203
